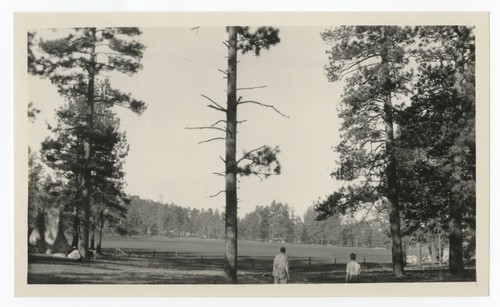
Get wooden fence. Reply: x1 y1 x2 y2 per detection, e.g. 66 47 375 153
108 248 369 266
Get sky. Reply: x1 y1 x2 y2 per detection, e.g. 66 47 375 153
27 27 344 217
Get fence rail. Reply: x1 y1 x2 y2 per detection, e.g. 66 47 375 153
106 248 371 266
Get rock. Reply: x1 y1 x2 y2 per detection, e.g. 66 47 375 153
67 249 81 260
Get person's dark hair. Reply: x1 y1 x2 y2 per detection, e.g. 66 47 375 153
350 253 356 260
280 247 286 253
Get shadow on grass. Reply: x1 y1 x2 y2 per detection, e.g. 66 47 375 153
27 252 476 284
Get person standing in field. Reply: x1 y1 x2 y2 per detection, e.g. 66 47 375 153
273 247 290 284
345 252 361 283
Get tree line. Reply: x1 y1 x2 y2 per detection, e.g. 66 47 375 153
114 196 225 239
239 202 391 248
111 197 392 249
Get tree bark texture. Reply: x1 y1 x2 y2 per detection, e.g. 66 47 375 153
384 97 404 276
71 205 80 247
224 26 238 284
417 241 422 270
381 27 404 277
448 28 468 275
79 27 96 259
449 193 464 275
430 238 439 264
97 209 104 254
90 220 96 250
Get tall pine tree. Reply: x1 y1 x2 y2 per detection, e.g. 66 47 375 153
31 28 146 258
397 26 475 275
189 27 282 283
41 90 130 251
316 26 416 276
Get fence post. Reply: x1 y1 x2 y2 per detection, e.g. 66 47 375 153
308 257 311 266
364 257 366 265
250 258 253 267
334 257 336 264
201 255 204 264
175 252 178 259
153 250 155 259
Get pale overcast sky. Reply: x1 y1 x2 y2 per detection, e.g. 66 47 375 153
28 26 345 217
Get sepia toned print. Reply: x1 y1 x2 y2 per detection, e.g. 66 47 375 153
14 12 489 297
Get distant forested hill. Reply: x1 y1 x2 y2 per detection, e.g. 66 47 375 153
113 197 391 248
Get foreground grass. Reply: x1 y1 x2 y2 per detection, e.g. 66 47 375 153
27 252 476 284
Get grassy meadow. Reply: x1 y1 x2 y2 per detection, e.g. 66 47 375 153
28 236 475 284
100 236 394 263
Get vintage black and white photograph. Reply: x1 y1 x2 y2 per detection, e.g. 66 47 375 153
12 11 489 296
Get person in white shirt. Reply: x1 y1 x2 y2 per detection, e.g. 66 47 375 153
345 252 361 283
273 247 290 284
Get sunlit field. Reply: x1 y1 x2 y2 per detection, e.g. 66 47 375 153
101 236 393 264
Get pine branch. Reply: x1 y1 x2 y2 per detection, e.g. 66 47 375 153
111 103 134 111
211 120 226 127
207 105 226 113
198 137 225 145
208 190 225 198
236 145 266 165
95 51 125 58
201 94 226 112
238 170 278 181
354 195 382 227
238 100 289 118
341 57 379 75
185 126 226 133
237 85 268 91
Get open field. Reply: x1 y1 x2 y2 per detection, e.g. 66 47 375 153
28 236 474 284
100 236 395 263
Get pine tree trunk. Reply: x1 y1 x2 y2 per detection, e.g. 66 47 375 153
71 205 80 247
430 238 438 264
381 27 404 277
384 99 404 276
79 158 92 259
97 209 104 254
79 27 97 260
449 194 464 275
438 231 443 265
90 220 96 250
417 241 422 270
448 28 467 276
224 26 238 284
